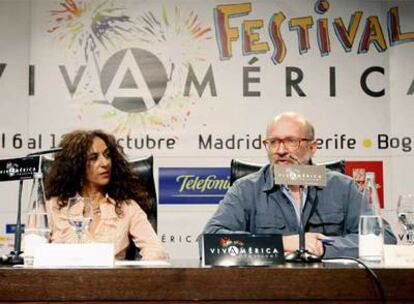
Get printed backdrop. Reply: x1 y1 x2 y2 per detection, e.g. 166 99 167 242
1 0 414 258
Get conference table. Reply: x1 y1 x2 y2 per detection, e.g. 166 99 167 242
1 259 413 303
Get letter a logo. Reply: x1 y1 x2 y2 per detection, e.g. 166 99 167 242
100 48 168 113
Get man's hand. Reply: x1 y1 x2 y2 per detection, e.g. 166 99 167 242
283 233 326 257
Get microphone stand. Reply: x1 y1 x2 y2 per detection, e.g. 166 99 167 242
0 148 61 265
285 184 321 263
1 180 25 264
283 155 321 263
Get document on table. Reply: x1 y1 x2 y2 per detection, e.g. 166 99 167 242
114 260 171 266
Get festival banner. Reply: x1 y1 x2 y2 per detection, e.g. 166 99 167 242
0 0 413 257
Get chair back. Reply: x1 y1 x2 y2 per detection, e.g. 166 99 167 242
41 155 157 260
230 159 262 185
129 156 157 231
230 159 345 186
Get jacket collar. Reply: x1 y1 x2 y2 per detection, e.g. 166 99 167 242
75 193 118 219
262 164 276 192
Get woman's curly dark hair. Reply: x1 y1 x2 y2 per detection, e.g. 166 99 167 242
44 129 150 215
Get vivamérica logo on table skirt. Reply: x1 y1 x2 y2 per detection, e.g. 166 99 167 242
209 236 279 257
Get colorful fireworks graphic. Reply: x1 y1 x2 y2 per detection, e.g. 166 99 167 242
47 0 212 135
120 4 211 134
48 0 136 61
134 4 211 67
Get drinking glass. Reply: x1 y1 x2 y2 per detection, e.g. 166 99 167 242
358 215 384 262
67 197 93 243
397 194 414 244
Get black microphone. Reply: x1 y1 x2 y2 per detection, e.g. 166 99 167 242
288 154 301 165
0 148 62 265
26 147 62 157
284 154 321 263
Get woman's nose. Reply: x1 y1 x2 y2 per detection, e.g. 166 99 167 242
99 155 110 166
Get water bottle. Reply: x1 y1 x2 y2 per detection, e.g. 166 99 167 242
358 172 384 263
22 172 50 266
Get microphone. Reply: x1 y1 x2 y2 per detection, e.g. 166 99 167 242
0 148 62 265
288 154 301 164
274 154 326 263
26 147 62 157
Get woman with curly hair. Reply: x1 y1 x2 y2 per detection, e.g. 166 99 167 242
44 129 168 260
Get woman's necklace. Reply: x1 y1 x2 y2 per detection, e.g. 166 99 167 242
93 206 101 216
89 193 106 217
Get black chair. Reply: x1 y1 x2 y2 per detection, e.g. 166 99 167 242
230 159 345 186
41 155 157 260
128 156 157 231
125 155 157 260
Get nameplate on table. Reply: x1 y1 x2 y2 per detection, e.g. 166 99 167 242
201 234 284 267
33 243 114 267
273 164 326 187
384 244 414 267
0 156 40 181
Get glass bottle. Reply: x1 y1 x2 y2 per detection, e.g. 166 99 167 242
358 172 384 263
22 172 50 266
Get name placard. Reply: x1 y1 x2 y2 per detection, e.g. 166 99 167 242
384 244 414 268
273 164 326 187
201 234 284 267
0 156 40 181
33 243 114 268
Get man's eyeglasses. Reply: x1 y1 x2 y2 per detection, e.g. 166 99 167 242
262 137 313 151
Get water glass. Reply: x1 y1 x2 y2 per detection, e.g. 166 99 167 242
397 194 414 244
67 197 93 243
359 215 384 262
